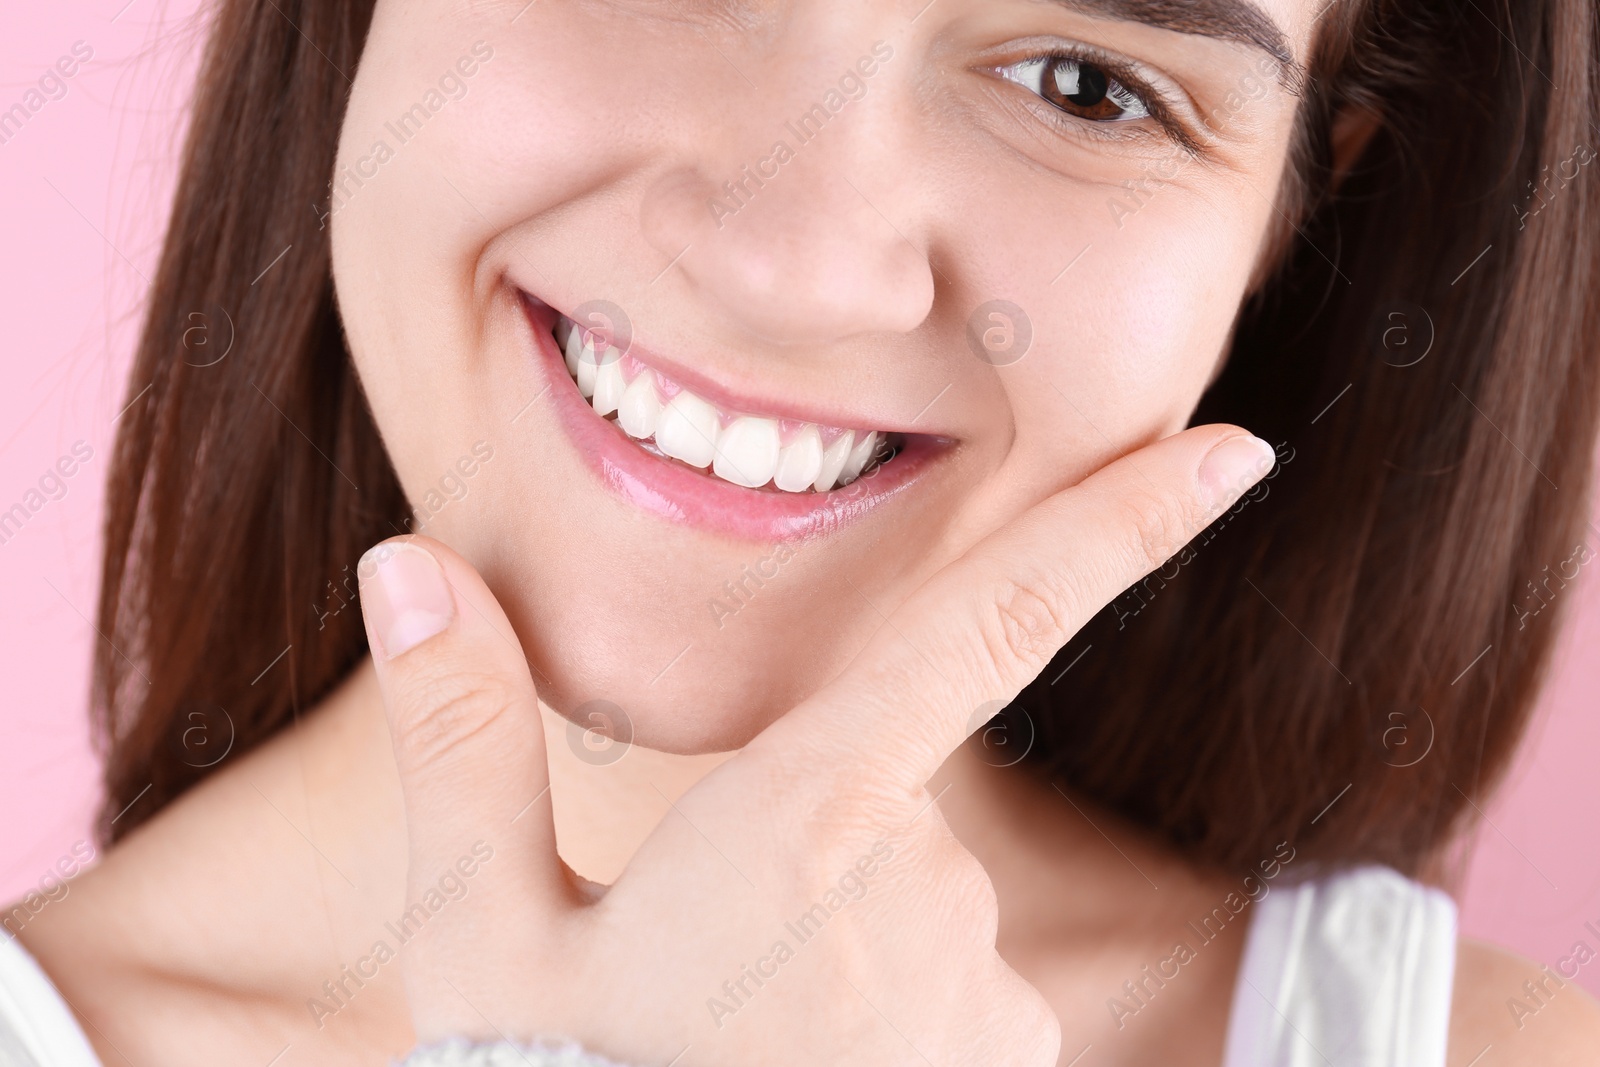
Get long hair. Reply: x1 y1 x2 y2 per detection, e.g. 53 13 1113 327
93 0 406 839
95 0 1600 885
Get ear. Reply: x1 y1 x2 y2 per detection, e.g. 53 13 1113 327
1329 104 1383 192
1244 103 1385 296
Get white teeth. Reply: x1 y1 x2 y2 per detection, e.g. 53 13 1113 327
714 416 781 488
563 324 584 376
774 424 824 492
814 431 854 492
838 430 880 486
554 315 896 493
575 336 599 398
655 390 720 468
616 368 662 440
592 351 626 417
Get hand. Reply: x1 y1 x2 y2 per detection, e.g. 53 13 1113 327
356 424 1275 1065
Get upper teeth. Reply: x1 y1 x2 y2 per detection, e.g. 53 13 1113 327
556 315 888 492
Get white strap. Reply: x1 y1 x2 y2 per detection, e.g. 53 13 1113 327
1222 865 1457 1067
398 1038 642 1067
0 934 102 1067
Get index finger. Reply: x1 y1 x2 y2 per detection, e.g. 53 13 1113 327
749 424 1276 794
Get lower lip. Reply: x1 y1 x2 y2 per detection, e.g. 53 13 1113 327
518 292 944 543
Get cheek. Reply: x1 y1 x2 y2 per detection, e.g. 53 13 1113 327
932 127 1269 453
337 5 678 279
1078 236 1244 420
331 8 613 492
995 202 1264 467
330 13 682 361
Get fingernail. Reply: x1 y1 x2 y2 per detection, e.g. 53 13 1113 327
358 542 456 659
1199 435 1276 511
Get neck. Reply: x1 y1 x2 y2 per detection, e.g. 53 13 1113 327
536 701 737 884
333 660 1212 921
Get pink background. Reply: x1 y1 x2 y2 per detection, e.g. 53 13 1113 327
4 1 1598 998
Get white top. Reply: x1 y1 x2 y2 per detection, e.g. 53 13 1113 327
1223 865 1458 1066
0 935 99 1067
0 865 1457 1067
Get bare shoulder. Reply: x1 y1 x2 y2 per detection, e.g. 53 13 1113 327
10 662 408 1066
1448 937 1600 1066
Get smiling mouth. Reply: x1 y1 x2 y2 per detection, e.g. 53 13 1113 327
518 290 946 542
551 313 903 493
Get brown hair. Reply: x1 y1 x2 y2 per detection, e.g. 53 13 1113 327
95 0 1599 886
1023 0 1600 875
93 0 406 839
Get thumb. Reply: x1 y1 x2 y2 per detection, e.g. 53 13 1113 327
357 536 564 909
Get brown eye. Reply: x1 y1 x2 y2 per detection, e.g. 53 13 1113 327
1002 55 1150 123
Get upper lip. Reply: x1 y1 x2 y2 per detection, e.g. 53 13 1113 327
525 290 946 437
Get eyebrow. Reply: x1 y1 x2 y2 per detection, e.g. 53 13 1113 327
1040 0 1307 90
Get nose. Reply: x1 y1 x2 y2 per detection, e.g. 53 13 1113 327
638 83 935 346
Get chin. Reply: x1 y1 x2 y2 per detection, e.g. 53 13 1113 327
537 659 792 756
426 283 979 758
496 539 870 756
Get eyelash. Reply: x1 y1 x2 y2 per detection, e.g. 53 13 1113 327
997 47 1196 152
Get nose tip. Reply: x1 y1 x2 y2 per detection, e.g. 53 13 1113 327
638 163 934 345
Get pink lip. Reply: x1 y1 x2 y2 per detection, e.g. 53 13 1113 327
518 292 948 542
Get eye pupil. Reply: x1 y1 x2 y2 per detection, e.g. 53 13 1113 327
1055 60 1108 108
1038 56 1141 122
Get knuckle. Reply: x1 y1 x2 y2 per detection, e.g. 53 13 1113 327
1113 487 1204 570
762 727 906 830
388 664 521 769
977 575 1076 680
792 788 905 885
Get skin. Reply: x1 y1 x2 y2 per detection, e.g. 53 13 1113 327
10 0 1600 1063
330 0 1306 747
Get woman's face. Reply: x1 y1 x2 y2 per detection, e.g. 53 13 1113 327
332 0 1318 752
